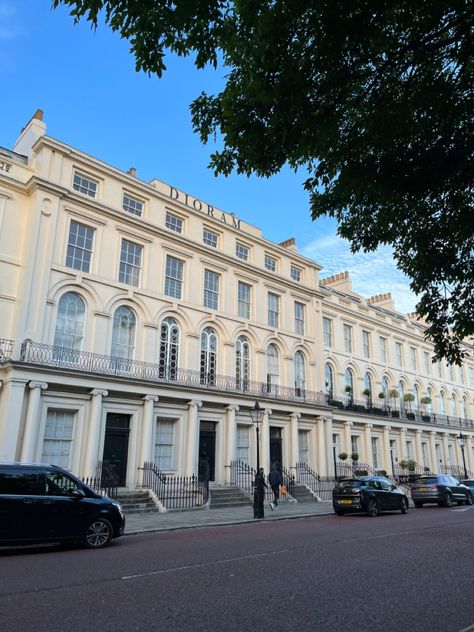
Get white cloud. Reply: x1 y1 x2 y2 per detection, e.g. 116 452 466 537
302 234 419 314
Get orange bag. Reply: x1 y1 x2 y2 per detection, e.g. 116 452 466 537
280 484 287 496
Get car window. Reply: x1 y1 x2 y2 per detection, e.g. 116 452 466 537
336 480 362 489
0 469 44 495
414 477 439 485
368 480 381 489
44 471 81 496
379 480 392 491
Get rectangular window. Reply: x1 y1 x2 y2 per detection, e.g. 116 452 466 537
406 441 414 459
343 324 353 353
395 342 403 367
236 425 250 464
66 220 94 272
203 228 218 248
379 337 387 362
268 292 279 328
165 255 183 299
371 437 379 469
323 317 332 347
154 420 175 470
119 239 142 286
422 442 429 467
204 269 220 309
351 435 359 455
265 254 276 272
423 351 430 374
236 243 249 261
295 302 304 335
238 281 251 319
291 265 302 282
410 347 417 370
298 430 309 464
73 172 97 197
122 193 143 216
362 331 370 358
165 212 183 233
41 410 74 469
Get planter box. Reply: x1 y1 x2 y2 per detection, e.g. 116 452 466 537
391 411 400 418
406 413 415 420
421 415 431 422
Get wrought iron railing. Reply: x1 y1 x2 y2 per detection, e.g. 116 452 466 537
140 461 209 510
229 460 294 503
392 465 429 484
81 461 119 499
17 339 326 407
440 465 473 480
0 338 14 362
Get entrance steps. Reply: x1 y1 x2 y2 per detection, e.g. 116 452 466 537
115 490 158 515
290 483 319 503
209 484 252 509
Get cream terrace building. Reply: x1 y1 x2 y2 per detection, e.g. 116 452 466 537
0 111 473 491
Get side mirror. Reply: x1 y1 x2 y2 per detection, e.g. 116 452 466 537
71 488 86 500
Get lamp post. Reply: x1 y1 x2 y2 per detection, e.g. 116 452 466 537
332 443 338 480
250 401 264 518
457 432 468 480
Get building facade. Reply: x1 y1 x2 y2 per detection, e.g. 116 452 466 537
0 111 473 489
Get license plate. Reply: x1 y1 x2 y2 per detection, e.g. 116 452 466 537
418 487 429 492
339 500 352 504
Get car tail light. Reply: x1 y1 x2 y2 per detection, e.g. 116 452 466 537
431 486 438 490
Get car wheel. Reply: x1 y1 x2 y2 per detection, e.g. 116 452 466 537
466 492 473 506
84 517 113 549
414 502 423 508
366 498 379 517
400 498 408 514
444 493 453 508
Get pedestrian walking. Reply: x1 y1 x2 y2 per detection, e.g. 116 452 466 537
268 463 283 510
254 468 267 519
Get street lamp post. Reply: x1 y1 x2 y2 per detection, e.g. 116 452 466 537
332 443 338 480
457 432 468 480
250 401 264 518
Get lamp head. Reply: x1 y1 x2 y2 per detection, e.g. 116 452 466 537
250 401 263 425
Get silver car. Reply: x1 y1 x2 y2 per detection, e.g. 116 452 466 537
411 475 473 508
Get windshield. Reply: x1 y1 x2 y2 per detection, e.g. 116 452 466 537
336 480 362 489
413 477 439 485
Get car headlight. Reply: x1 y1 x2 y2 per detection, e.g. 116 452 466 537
111 500 124 517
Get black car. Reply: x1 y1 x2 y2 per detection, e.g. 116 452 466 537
0 463 125 549
333 476 409 517
411 475 473 508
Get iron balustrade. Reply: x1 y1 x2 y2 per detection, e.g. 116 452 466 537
440 465 473 480
0 338 14 361
230 460 295 503
140 461 209 510
80 461 119 499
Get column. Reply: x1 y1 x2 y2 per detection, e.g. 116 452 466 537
415 430 423 468
20 381 48 462
185 400 202 476
290 412 300 469
0 378 28 460
442 432 450 470
364 424 373 468
429 431 437 473
466 436 473 474
260 408 272 475
84 389 108 478
139 395 159 470
344 421 353 454
225 404 239 483
382 425 391 473
324 417 335 477
317 418 327 476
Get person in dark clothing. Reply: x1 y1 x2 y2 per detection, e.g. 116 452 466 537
253 468 267 519
268 464 283 510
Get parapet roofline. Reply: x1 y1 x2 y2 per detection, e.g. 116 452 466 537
0 145 28 165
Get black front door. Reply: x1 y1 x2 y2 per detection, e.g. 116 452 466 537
103 413 130 487
199 421 216 482
270 427 282 471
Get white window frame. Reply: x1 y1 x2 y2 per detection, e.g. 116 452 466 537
236 243 249 261
154 419 176 470
122 192 143 216
323 317 332 347
203 228 219 248
362 330 370 358
119 239 142 287
238 281 251 319
291 265 302 282
165 255 184 299
204 269 220 310
268 292 280 328
295 302 304 335
73 172 97 198
165 212 183 233
264 254 277 272
66 220 94 273
343 324 353 353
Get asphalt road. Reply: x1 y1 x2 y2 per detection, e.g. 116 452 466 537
1 505 474 632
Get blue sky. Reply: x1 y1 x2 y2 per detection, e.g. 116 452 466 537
0 0 417 313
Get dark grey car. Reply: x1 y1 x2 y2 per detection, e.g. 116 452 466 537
411 475 473 508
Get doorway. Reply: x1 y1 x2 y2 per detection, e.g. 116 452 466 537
199 421 216 482
102 413 130 487
270 426 282 471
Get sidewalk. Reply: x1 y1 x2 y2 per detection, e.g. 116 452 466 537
125 501 334 535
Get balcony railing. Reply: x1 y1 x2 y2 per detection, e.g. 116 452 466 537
0 338 14 362
17 339 327 406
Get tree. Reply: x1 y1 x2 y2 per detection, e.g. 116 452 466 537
53 1 474 363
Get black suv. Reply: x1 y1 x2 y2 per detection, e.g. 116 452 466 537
333 476 409 517
0 463 125 548
411 475 473 508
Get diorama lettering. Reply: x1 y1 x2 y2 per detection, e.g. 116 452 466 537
0 161 12 173
169 186 241 230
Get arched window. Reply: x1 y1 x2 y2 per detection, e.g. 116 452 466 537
200 327 217 386
427 388 433 413
398 381 405 409
54 292 85 354
451 393 457 417
382 376 389 395
440 392 446 415
324 363 334 397
235 335 250 391
159 317 179 380
345 368 354 402
111 306 136 365
413 384 420 410
463 397 468 419
294 351 305 397
363 372 372 395
266 344 279 394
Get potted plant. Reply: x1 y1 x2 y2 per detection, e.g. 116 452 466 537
399 459 409 471
351 452 359 463
404 393 415 418
388 388 400 417
420 396 432 422
338 452 348 461
362 388 372 408
407 459 417 472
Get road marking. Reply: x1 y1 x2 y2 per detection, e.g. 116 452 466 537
121 549 290 581
453 507 473 512
459 623 474 632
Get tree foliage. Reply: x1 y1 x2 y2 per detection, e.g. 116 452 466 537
53 0 474 363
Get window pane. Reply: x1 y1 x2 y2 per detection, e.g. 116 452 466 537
73 173 97 197
165 213 183 233
66 220 94 272
165 256 183 299
119 239 142 286
123 194 143 216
